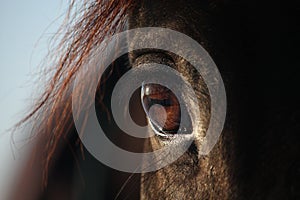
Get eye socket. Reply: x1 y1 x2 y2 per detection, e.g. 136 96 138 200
141 83 192 137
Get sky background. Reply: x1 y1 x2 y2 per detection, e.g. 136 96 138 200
0 1 68 198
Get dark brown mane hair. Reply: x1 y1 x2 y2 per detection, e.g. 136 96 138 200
16 0 135 188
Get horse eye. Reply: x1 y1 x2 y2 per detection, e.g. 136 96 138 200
141 83 192 137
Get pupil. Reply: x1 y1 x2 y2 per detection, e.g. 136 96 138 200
145 97 172 107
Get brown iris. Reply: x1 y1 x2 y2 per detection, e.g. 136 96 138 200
141 83 181 135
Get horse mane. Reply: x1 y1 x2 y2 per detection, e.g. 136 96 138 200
15 0 135 188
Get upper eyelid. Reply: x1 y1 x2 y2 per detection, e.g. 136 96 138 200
133 48 172 57
132 50 176 65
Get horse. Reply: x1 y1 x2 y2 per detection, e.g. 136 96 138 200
10 0 300 199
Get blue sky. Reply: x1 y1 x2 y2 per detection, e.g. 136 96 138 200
0 1 68 198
